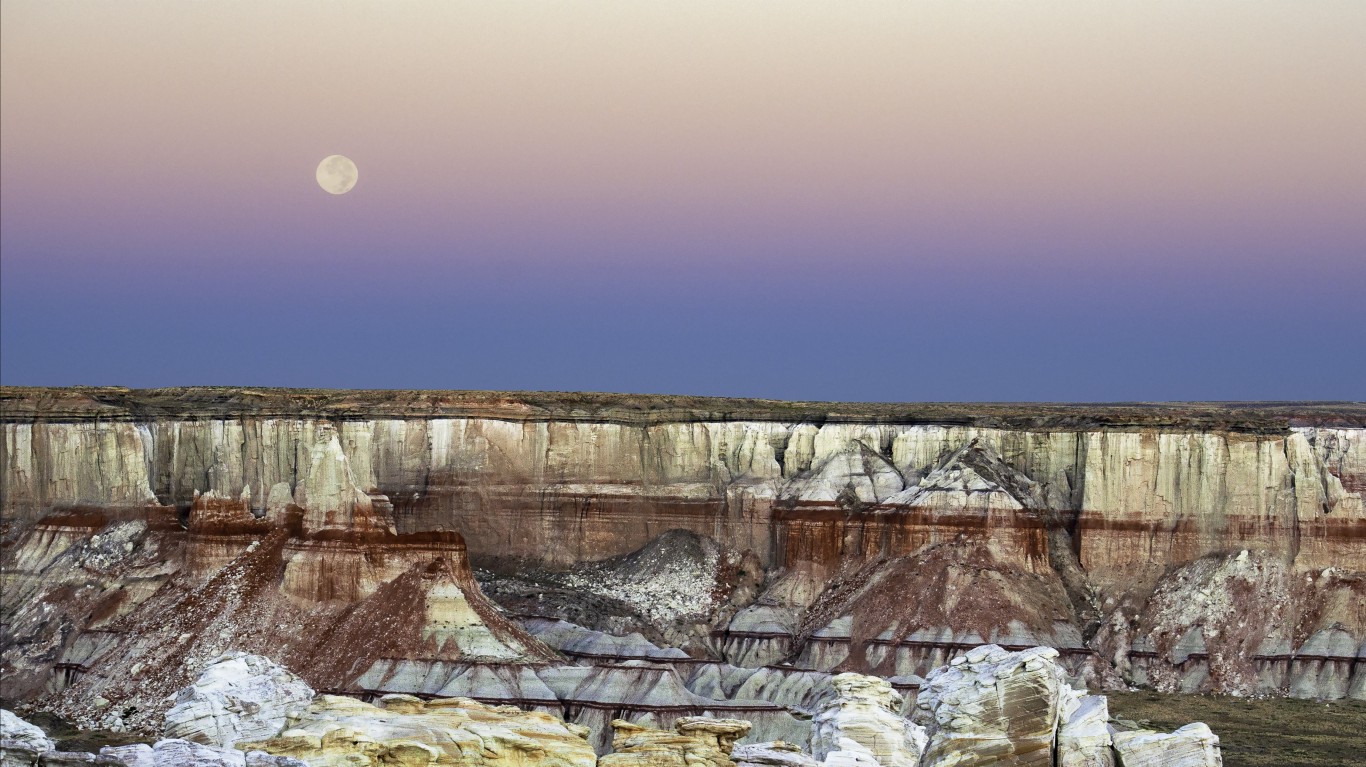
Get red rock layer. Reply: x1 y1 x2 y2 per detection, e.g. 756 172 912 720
1076 514 1366 573
773 505 1052 575
394 487 776 570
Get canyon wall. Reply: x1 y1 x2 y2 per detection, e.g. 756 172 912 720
4 392 1362 573
2 388 1364 720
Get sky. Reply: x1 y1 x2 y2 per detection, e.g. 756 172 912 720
2 1 1364 401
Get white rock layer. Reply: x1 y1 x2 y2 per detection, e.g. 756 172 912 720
810 674 925 767
914 645 1072 767
1057 696 1113 767
1 710 54 767
100 740 305 767
163 653 315 749
731 742 818 767
1110 723 1221 767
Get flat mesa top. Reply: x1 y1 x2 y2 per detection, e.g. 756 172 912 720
0 387 1362 430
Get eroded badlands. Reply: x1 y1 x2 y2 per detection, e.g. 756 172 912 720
1 389 1362 763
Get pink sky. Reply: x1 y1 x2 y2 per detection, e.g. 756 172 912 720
3 2 1363 397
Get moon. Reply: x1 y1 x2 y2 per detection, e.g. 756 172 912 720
316 155 358 195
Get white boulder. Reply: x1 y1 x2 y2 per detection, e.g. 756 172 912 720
1110 723 1221 767
241 693 597 767
1057 696 1113 767
731 742 818 767
914 645 1070 767
100 745 155 767
100 740 304 767
137 740 243 767
811 673 925 767
34 753 123 767
34 742 303 767
163 653 315 749
1 710 54 767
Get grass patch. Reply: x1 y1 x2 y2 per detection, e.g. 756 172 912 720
1107 691 1366 767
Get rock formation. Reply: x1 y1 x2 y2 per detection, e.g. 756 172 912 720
597 718 750 767
96 740 304 767
1057 697 1113 767
241 694 597 767
0 453 556 732
2 387 1363 732
480 531 763 654
163 654 316 749
0 710 305 767
5 638 1225 767
1093 549 1366 699
2 709 54 767
729 743 816 767
913 647 1219 767
1109 724 1221 767
809 675 924 767
914 646 1074 767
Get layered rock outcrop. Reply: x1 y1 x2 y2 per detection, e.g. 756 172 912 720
6 640 1224 767
2 388 1363 719
163 654 315 749
12 647 1228 767
2 709 54 767
809 675 924 767
597 718 750 767
914 646 1073 766
0 710 305 767
1109 724 1221 767
6 392 1359 573
242 694 597 767
0 442 557 732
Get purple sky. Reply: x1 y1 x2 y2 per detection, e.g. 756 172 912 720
3 2 1364 401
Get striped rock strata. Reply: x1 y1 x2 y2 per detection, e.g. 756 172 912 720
2 390 1363 711
0 433 557 733
597 717 750 767
241 694 596 767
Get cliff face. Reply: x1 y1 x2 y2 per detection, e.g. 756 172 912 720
5 399 1361 572
2 388 1364 720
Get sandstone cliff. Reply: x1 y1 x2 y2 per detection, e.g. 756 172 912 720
2 388 1363 718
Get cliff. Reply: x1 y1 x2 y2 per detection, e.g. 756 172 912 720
2 388 1364 723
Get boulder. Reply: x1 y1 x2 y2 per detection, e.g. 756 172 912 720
675 718 753 755
598 718 751 767
164 653 315 749
810 674 924 767
241 693 596 767
112 742 240 767
1110 723 1221 767
730 742 817 767
60 741 303 767
35 753 124 767
99 747 155 767
243 753 307 767
913 645 1071 767
2 710 54 767
1057 697 1113 767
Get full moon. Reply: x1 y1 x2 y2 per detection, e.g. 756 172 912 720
316 155 358 195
